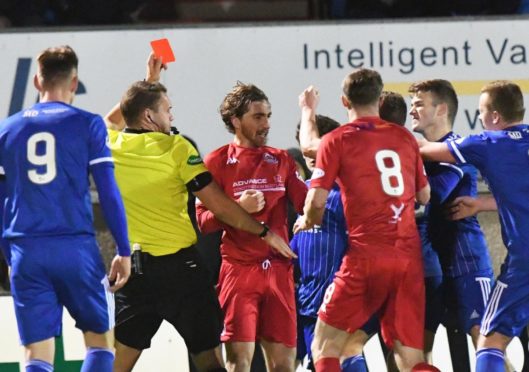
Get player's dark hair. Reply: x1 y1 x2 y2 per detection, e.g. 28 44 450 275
120 81 168 127
408 79 458 127
36 45 78 87
295 114 340 143
481 81 525 123
342 68 383 107
220 82 269 134
379 91 407 126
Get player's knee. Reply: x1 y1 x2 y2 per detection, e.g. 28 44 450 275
225 353 252 370
311 336 340 361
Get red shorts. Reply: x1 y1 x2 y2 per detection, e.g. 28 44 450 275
217 259 296 347
318 255 425 349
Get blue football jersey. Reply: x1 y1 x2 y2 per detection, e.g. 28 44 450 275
421 132 492 277
0 102 113 239
448 125 529 270
291 182 347 317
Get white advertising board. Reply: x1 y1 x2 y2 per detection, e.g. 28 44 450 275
1 18 528 154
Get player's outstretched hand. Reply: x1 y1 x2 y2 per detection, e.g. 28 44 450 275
298 85 320 110
446 196 479 220
263 231 297 259
145 52 167 83
292 215 312 234
108 255 131 292
237 189 265 214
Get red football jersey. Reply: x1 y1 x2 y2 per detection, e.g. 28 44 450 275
196 143 307 263
310 117 428 259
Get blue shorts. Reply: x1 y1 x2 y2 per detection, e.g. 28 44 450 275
445 269 493 333
10 235 113 345
481 265 529 338
424 269 493 334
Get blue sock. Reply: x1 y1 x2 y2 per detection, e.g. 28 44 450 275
341 354 368 372
476 348 505 372
26 359 53 372
81 347 114 372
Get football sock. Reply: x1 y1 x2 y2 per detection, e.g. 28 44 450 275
476 348 505 372
314 357 341 372
341 354 368 372
80 347 114 372
26 359 53 372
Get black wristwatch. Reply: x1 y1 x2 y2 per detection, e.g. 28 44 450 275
259 222 270 238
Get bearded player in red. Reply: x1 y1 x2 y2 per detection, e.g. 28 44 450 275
196 82 307 372
294 69 439 372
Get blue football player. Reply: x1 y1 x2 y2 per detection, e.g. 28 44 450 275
420 80 529 371
409 79 494 367
0 46 131 372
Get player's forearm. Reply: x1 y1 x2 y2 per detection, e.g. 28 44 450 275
303 188 327 226
104 103 126 131
91 164 131 256
299 107 321 159
194 182 265 236
419 141 456 163
195 206 224 234
475 195 497 212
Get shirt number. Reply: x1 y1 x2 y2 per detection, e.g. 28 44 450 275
27 132 56 184
375 150 404 196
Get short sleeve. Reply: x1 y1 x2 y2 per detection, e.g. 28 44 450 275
88 115 113 166
177 137 209 184
447 134 488 169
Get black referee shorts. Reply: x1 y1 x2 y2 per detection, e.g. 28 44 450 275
115 246 223 354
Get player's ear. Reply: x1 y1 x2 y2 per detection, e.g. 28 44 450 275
231 116 241 130
70 75 79 94
33 74 42 91
492 110 501 126
436 102 448 118
341 95 351 109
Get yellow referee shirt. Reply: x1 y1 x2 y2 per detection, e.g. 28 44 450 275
108 129 207 256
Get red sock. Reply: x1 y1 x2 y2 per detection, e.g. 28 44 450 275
314 357 341 372
412 362 441 372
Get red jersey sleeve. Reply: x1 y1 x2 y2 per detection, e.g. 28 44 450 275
310 130 341 191
285 154 308 214
195 152 226 234
414 142 428 191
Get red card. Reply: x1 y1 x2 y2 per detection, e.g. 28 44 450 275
150 38 176 63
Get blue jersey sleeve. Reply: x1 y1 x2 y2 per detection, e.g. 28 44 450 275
91 163 130 257
426 162 463 204
447 134 489 169
88 116 113 166
0 178 10 264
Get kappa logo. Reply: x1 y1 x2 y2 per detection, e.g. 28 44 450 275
274 175 283 183
263 153 278 164
226 156 239 164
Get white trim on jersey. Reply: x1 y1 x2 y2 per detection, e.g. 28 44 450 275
439 162 464 178
101 276 115 329
481 280 508 335
448 142 466 163
0 166 4 175
89 157 114 166
233 187 286 196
